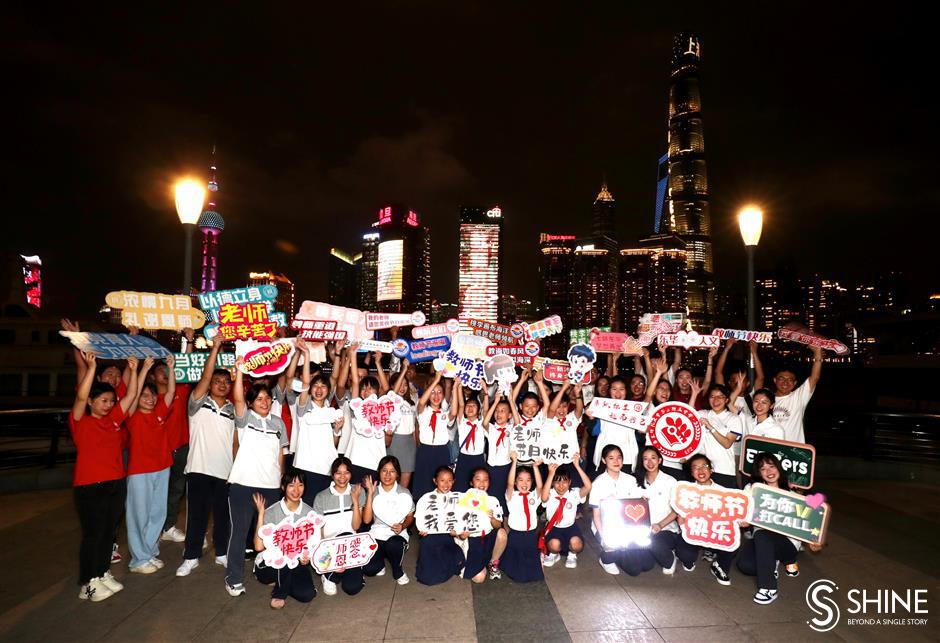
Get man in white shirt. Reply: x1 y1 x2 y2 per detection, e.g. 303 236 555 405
758 345 823 444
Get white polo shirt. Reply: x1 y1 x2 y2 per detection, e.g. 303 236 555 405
745 415 786 440
541 488 584 529
345 418 387 472
640 470 678 533
595 419 640 470
313 483 366 539
395 402 416 436
773 380 813 443
457 417 486 456
229 410 288 489
486 423 512 466
185 393 236 480
697 409 741 476
292 400 343 476
588 470 640 507
506 490 540 532
417 404 452 446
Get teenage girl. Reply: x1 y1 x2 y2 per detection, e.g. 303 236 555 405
545 380 584 475
697 384 742 488
413 371 457 500
589 444 650 576
500 451 545 582
540 453 591 569
740 389 786 440
415 466 467 585
386 359 417 490
362 456 414 585
346 349 391 483
580 374 610 479
312 456 366 596
635 446 679 574
587 376 643 475
483 389 514 514
462 467 508 582
454 382 488 492
642 357 683 477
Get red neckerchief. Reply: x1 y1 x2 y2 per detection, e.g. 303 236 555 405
430 409 438 440
519 492 531 530
495 425 507 448
538 494 567 553
461 421 477 450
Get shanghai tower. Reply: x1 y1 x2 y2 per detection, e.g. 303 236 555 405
664 32 715 328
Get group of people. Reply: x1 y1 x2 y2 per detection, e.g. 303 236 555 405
66 317 825 610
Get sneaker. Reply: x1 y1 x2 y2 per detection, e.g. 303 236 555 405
774 560 779 579
176 558 200 577
662 555 677 575
396 572 410 585
487 562 502 580
322 577 337 596
682 561 696 572
753 588 778 605
702 550 716 563
130 561 158 574
215 555 228 567
101 571 124 593
148 558 164 570
785 563 800 577
600 560 620 575
375 567 386 576
80 578 114 602
543 553 560 568
161 527 186 543
710 561 731 586
111 544 122 564
244 548 255 561
565 553 578 569
226 582 246 597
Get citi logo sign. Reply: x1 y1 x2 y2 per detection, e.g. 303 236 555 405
806 579 929 632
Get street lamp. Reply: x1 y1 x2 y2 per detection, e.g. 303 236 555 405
738 205 763 384
175 179 205 294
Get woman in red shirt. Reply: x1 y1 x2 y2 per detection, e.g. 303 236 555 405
70 352 140 603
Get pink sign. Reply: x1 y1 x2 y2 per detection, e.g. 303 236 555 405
290 319 348 342
312 533 377 573
778 326 848 354
348 392 405 438
235 339 296 376
638 320 680 346
589 329 643 355
671 481 751 552
257 511 326 569
711 328 773 344
365 310 426 331
647 402 702 459
295 300 369 342
412 318 460 339
588 398 649 430
522 315 563 341
657 331 722 349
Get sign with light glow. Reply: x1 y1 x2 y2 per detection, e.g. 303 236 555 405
600 498 652 549
105 290 206 331
376 240 404 302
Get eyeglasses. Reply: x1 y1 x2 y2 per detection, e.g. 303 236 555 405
691 464 712 472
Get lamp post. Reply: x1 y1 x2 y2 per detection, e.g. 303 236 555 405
738 205 763 383
175 179 206 295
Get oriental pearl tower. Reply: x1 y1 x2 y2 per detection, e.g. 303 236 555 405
197 146 225 293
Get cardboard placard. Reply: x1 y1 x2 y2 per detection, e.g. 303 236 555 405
365 311 426 331
235 339 296 376
638 320 680 347
570 326 610 346
599 498 652 549
412 319 459 339
371 491 414 527
172 351 236 383
647 402 702 459
59 331 171 360
483 353 518 395
468 319 519 345
290 319 348 342
588 398 649 430
510 421 542 463
415 491 462 534
257 511 325 569
671 481 751 552
778 326 848 354
739 436 816 489
522 315 563 341
457 489 501 536
198 285 278 320
449 333 494 361
311 533 377 573
589 330 642 355
348 392 405 438
214 303 279 341
105 291 206 330
748 483 830 545
539 418 579 464
432 348 485 390
485 341 539 365
639 312 685 329
711 328 773 344
295 300 370 342
566 342 597 384
657 330 722 349
391 336 451 363
352 339 394 354
533 357 592 384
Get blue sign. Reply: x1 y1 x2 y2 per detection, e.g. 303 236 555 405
59 331 171 360
392 336 450 363
198 285 279 322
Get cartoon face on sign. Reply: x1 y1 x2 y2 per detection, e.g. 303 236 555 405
348 392 405 438
257 512 325 569
647 402 702 459
566 342 597 384
483 354 517 394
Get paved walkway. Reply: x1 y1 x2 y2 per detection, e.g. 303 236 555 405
0 479 937 642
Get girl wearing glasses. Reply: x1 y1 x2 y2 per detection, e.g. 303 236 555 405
697 384 742 488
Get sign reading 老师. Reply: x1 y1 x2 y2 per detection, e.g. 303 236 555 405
172 352 236 383
510 421 542 463
365 311 426 331
59 331 171 360
739 436 816 489
747 483 830 546
589 329 643 355
216 302 279 341
415 491 462 534
468 319 519 345
198 285 278 319
105 291 206 331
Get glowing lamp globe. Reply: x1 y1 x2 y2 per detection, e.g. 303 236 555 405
175 180 206 225
737 206 763 247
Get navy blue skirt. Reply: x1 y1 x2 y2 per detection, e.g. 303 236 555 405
501 528 543 583
487 463 511 514
544 523 583 555
412 444 451 500
463 528 499 579
416 533 465 586
454 452 487 492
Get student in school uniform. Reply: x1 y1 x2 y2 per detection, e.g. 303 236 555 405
362 456 414 585
415 467 467 586
579 375 610 480
500 451 545 583
642 357 684 478
512 367 546 439
224 360 289 597
313 456 367 595
544 380 585 476
741 389 786 440
251 469 320 609
587 376 644 476
697 384 742 488
176 340 236 578
752 345 823 444
346 349 392 483
483 389 514 516
454 382 488 492
462 467 508 582
635 446 680 574
292 341 345 503
387 360 418 490
413 371 457 500
590 444 651 576
540 453 591 569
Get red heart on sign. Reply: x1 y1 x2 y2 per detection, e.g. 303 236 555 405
624 503 646 523
471 499 480 507
369 543 377 551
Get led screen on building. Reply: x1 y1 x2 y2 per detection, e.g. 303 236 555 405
377 240 404 302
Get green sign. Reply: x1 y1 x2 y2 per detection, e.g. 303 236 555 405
748 483 830 545
172 352 236 383
569 326 610 345
739 435 816 489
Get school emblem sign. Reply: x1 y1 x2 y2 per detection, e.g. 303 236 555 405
647 402 702 459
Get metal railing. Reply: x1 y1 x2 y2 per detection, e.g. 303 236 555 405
0 408 73 469
808 409 940 465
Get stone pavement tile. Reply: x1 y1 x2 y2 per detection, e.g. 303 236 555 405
384 576 475 640
384 639 477 643
472 577 569 642
193 592 299 642
656 624 755 642
739 621 843 642
622 585 733 629
833 623 936 643
569 629 665 642
0 488 72 530
288 576 395 641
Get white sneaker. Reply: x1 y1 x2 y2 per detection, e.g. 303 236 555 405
176 558 200 577
80 578 114 602
396 572 410 585
130 561 158 574
754 588 779 604
226 582 246 597
565 554 578 569
322 577 337 595
214 555 228 567
375 567 386 576
110 544 122 564
161 527 186 543
101 571 124 592
600 560 620 575
662 554 677 575
148 558 164 570
543 553 560 567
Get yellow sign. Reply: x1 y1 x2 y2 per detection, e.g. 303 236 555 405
105 290 206 330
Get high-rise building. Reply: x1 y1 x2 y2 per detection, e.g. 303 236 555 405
800 274 847 336
458 206 502 329
198 146 225 293
539 234 576 355
430 300 459 324
500 294 538 325
662 33 715 329
653 153 669 234
619 236 687 334
248 272 296 322
592 181 616 241
373 205 432 315
20 255 41 309
358 232 380 312
328 248 359 308
571 246 612 331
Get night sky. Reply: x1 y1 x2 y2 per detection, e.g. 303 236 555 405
7 4 934 316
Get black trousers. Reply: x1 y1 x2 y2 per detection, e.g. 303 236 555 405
363 536 408 580
600 547 655 576
324 531 365 595
736 530 798 590
254 559 317 602
163 444 189 531
74 479 126 584
183 472 230 560
675 534 736 572
649 530 678 568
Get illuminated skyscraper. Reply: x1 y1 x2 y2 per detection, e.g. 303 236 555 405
500 294 537 325
662 33 715 329
358 232 380 312
571 246 612 330
592 182 616 241
248 272 296 323
619 237 688 334
373 205 431 315
328 248 359 308
539 233 576 355
458 206 502 329
20 255 41 309
653 153 669 234
198 146 225 293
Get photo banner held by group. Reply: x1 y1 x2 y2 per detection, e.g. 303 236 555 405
59 331 171 360
105 291 206 330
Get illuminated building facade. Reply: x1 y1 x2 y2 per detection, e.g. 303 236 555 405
373 205 431 315
500 294 538 325
653 153 669 234
619 239 688 334
248 272 295 323
358 233 380 312
20 255 41 309
571 246 612 330
458 206 502 329
539 234 576 355
430 300 459 324
198 146 225 293
328 248 359 308
662 33 715 329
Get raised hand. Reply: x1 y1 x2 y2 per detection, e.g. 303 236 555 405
252 492 267 513
126 356 139 371
61 318 80 332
